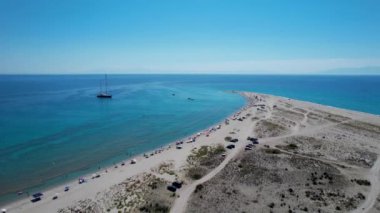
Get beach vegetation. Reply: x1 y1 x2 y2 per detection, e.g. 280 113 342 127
351 179 371 186
139 202 170 213
186 144 226 180
188 144 225 164
156 162 176 176
195 184 204 193
195 146 209 158
287 143 298 149
264 148 281 154
187 167 207 180
251 117 259 121
224 136 232 142
214 144 226 154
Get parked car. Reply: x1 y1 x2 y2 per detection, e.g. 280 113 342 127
167 185 177 192
226 144 235 149
30 197 41 203
172 181 183 189
32 192 43 198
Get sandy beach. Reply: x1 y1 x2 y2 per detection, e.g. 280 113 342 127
3 91 380 213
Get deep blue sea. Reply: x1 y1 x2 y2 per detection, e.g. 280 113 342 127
0 74 380 204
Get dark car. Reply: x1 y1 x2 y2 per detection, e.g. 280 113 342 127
230 138 239 143
247 137 258 142
31 197 41 203
172 181 183 189
226 144 235 149
32 192 43 198
167 185 177 192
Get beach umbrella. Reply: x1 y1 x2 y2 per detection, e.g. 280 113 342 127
1 208 7 213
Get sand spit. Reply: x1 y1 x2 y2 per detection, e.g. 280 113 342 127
3 92 380 213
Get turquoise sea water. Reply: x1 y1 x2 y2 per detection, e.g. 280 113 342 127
0 74 380 204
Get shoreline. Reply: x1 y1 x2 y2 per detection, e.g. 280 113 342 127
2 91 249 212
4 91 380 212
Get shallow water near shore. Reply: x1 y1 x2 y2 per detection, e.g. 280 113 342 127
0 74 380 204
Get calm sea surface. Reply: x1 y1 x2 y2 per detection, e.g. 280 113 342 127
0 74 379 203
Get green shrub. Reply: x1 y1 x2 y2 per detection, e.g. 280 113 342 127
287 143 298 149
224 136 232 142
213 144 226 155
187 167 206 180
265 148 281 154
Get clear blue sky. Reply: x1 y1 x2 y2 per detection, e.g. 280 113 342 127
1 0 380 74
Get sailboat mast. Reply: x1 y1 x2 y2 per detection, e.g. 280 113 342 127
105 74 108 93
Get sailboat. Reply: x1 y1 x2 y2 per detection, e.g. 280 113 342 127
97 74 112 98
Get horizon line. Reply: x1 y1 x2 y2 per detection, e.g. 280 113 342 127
1 73 380 76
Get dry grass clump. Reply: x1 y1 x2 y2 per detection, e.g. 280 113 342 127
186 145 226 180
254 119 289 138
152 161 176 176
264 148 282 154
59 173 174 213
